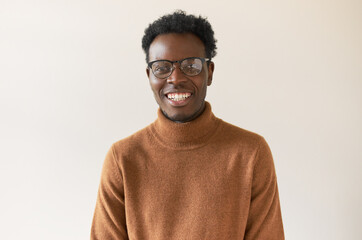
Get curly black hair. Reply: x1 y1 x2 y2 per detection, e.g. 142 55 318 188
141 10 217 63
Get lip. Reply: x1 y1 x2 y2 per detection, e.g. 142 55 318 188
164 90 193 95
164 93 193 107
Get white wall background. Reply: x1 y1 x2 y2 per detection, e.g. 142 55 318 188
1 0 361 239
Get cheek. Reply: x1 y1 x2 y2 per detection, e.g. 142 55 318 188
195 77 208 94
149 78 164 97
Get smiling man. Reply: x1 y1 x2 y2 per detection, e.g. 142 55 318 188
91 11 284 240
146 33 213 123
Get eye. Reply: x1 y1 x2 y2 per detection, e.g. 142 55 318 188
184 63 196 69
184 64 199 73
154 66 169 73
182 63 202 76
153 62 171 73
181 58 203 75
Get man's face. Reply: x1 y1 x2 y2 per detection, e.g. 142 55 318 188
146 33 214 122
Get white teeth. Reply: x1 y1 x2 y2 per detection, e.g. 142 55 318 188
167 93 191 101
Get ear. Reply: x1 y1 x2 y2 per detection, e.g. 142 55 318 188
146 67 150 78
207 61 215 86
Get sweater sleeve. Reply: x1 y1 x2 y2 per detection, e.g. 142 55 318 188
91 144 128 240
244 137 284 240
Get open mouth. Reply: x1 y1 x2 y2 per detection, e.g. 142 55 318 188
166 92 192 102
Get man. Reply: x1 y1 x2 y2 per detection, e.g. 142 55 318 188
91 11 284 240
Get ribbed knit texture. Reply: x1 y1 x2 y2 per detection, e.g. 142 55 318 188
91 102 284 240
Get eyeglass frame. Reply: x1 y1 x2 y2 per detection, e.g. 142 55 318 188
147 57 211 79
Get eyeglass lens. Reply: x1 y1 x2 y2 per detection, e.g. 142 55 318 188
151 58 204 79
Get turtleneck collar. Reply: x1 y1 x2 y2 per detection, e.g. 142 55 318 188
150 102 221 149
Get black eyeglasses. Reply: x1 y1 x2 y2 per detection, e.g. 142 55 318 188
147 57 210 79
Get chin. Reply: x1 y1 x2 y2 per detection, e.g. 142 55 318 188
162 110 189 123
161 101 205 123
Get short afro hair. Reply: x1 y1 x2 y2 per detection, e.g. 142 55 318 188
142 10 217 63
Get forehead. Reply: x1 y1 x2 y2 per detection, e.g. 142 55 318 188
148 33 205 62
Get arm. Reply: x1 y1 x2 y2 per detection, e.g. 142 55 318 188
91 144 128 240
245 138 284 240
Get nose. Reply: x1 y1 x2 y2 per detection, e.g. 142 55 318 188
166 64 188 85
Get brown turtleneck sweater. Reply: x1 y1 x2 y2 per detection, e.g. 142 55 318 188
91 102 284 240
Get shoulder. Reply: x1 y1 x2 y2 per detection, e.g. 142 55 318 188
216 119 274 169
110 124 153 159
217 119 268 149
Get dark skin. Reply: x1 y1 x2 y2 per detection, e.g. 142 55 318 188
146 33 215 123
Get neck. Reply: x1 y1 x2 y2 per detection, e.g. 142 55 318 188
150 102 220 149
